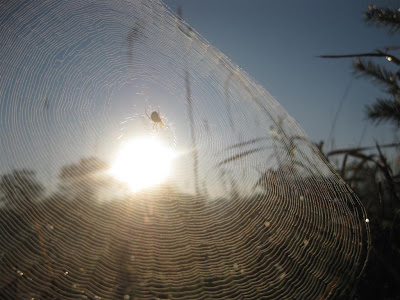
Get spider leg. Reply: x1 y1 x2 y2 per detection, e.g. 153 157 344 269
145 105 151 120
160 119 168 129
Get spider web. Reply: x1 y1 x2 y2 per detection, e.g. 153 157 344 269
0 0 370 299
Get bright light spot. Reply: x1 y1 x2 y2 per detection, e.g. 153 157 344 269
365 218 370 223
110 137 176 192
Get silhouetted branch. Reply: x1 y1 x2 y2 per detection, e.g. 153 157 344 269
365 6 400 33
327 143 400 156
366 98 400 125
320 51 400 66
354 59 399 94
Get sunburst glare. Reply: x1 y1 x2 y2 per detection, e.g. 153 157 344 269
110 137 176 192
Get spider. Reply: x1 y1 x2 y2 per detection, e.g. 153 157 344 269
145 106 168 130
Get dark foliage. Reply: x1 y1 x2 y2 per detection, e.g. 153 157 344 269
320 4 400 298
365 6 400 33
322 141 400 299
366 98 400 125
353 59 399 95
321 5 400 127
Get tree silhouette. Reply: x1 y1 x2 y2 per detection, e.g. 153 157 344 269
0 169 44 210
58 156 108 201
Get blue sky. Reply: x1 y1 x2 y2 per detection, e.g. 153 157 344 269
163 0 400 150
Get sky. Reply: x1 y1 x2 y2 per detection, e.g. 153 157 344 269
163 0 400 151
1 0 399 197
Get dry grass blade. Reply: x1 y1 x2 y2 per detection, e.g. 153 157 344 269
319 51 400 66
217 147 270 167
227 137 268 150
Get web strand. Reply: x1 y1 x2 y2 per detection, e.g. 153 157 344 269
0 0 370 299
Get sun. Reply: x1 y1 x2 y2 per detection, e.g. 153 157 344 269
110 137 176 192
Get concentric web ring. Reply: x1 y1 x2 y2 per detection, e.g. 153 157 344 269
0 0 370 299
